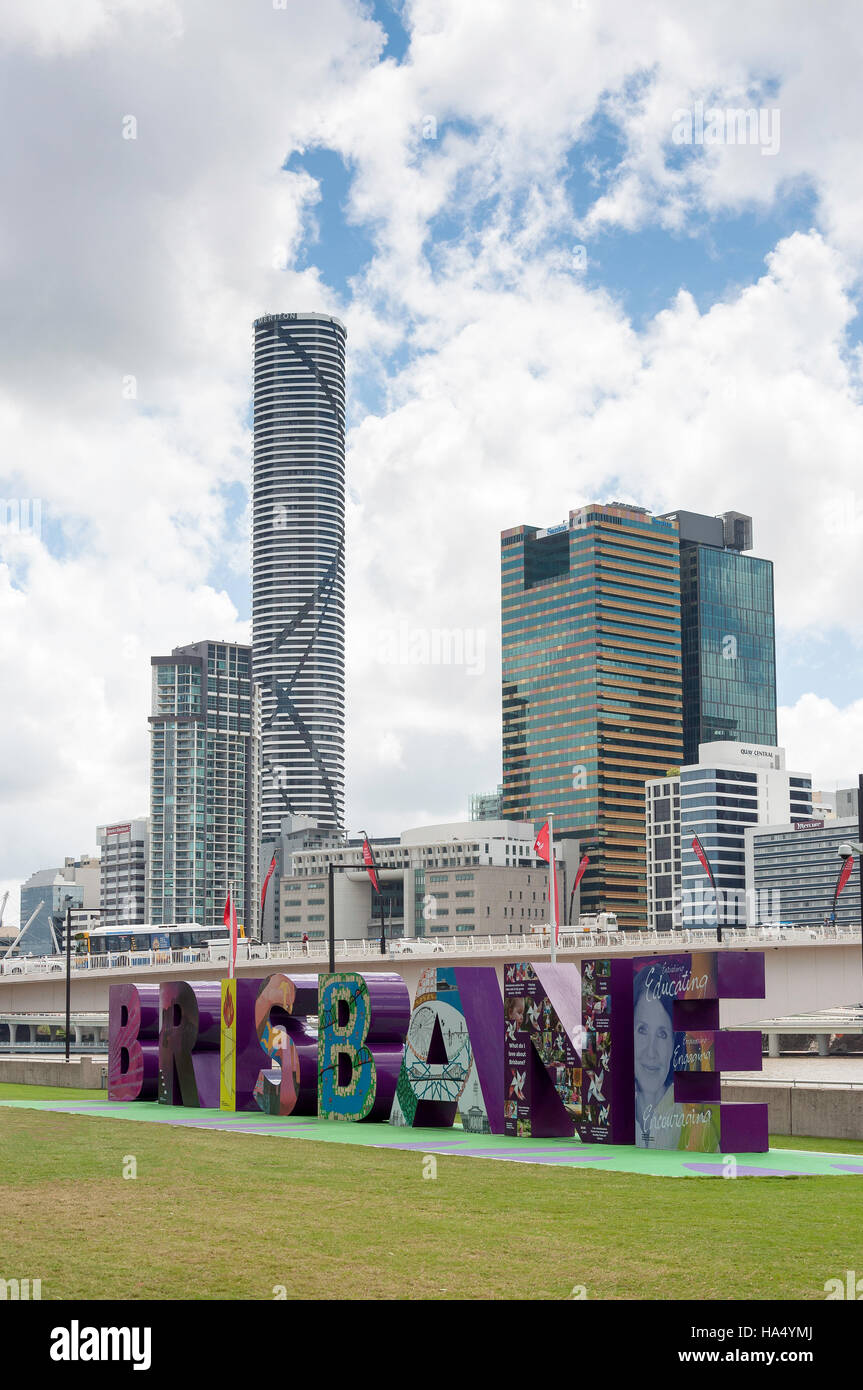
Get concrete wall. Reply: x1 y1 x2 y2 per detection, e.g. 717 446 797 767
723 1082 863 1140
0 1055 106 1089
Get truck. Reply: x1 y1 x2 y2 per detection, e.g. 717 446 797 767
574 912 619 933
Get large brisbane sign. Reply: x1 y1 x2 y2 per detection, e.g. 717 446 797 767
108 952 769 1153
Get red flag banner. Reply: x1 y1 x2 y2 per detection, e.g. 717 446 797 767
691 834 716 887
534 821 550 863
836 854 855 900
573 853 589 889
362 837 381 894
260 853 277 910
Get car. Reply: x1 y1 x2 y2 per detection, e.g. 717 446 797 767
389 939 444 955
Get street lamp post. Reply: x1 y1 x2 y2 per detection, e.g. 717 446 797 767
328 859 335 974
326 851 389 972
831 846 855 928
63 897 72 1063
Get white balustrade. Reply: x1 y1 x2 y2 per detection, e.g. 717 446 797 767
0 922 860 978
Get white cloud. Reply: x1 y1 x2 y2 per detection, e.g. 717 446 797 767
779 694 863 788
1 0 862 907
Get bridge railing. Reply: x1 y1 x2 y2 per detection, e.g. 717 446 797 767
0 922 859 979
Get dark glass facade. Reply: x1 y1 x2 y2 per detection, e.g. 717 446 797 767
679 542 777 765
501 504 683 931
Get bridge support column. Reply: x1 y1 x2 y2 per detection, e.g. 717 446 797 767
73 1025 84 1046
8 1023 18 1047
817 1034 830 1057
767 1033 780 1058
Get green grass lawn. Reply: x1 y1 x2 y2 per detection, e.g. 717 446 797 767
0 1082 97 1102
0 1099 862 1300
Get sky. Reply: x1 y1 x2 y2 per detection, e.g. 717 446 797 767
1 0 863 925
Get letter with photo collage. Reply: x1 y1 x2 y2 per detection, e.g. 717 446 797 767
390 965 504 1133
631 952 767 1153
578 958 634 1145
318 972 410 1122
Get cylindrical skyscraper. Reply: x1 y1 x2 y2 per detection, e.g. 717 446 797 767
252 311 346 838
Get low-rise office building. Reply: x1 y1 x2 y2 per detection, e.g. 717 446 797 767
745 816 861 927
278 820 565 942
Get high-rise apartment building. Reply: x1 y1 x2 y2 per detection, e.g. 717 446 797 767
149 641 260 931
659 510 777 765
252 312 346 839
97 818 149 928
501 502 683 930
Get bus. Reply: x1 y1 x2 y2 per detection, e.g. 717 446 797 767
77 923 243 958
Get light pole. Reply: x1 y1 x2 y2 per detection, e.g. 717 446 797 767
833 832 862 1003
326 860 356 973
327 846 385 973
832 844 857 929
51 895 73 1059
60 896 72 1063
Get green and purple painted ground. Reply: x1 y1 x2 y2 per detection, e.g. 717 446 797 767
1 1096 859 1178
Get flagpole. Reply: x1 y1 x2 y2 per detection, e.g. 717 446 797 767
549 814 557 964
228 881 235 981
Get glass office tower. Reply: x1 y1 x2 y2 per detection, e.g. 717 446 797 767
149 641 260 931
660 510 777 765
501 503 683 930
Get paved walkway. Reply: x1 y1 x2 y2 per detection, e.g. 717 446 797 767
1 1098 860 1179
727 1056 863 1085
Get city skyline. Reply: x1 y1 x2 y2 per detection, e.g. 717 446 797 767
1 486 858 929
1 2 862 925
